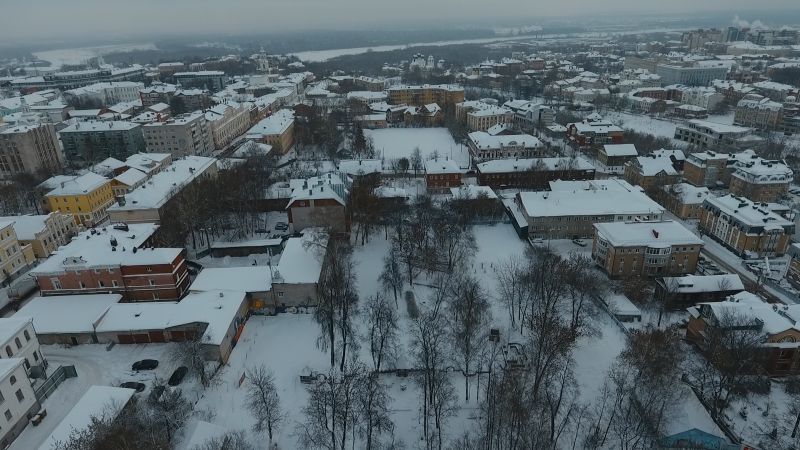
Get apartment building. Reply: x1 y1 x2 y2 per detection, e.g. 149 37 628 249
734 95 784 131
592 220 703 279
387 84 465 108
45 172 114 227
674 119 753 150
173 71 226 91
566 118 624 146
516 183 665 239
245 109 295 153
729 156 793 203
598 144 638 174
142 111 214 157
466 105 514 132
699 194 794 257
476 157 595 189
204 102 251 150
286 173 351 233
0 221 35 286
0 213 78 259
31 224 191 302
467 132 544 162
425 158 462 192
687 292 800 376
658 183 710 219
0 123 63 179
683 150 731 187
62 82 144 107
58 121 145 165
0 318 46 377
655 62 730 86
623 152 683 191
0 358 39 448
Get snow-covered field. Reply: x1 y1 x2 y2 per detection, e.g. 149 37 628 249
603 111 681 140
32 42 156 68
365 128 469 168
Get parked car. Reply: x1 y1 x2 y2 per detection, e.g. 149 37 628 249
120 382 146 393
530 238 544 245
131 359 159 371
31 409 47 426
274 222 289 231
572 238 587 247
168 366 188 386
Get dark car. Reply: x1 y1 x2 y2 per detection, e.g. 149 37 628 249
149 385 166 401
131 359 159 371
120 382 146 393
274 222 289 231
168 366 188 386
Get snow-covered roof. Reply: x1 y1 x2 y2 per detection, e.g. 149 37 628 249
124 152 171 174
697 292 800 336
246 109 295 138
89 157 126 176
477 157 594 174
663 183 710 205
18 294 121 334
703 194 794 229
0 214 51 241
602 144 638 157
450 185 498 200
274 231 326 284
59 120 140 133
95 290 246 345
686 119 751 135
40 386 136 450
662 274 744 294
288 172 350 207
45 172 109 196
549 178 639 193
113 168 147 187
0 317 32 346
594 220 703 247
468 131 542 150
425 158 461 174
604 293 640 316
31 223 160 275
632 154 678 176
337 159 383 176
519 189 664 218
231 141 272 158
109 156 216 211
191 267 272 293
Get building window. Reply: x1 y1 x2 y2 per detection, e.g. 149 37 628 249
3 410 10 421
4 347 10 358
149 279 155 286
23 331 29 342
13 339 20 350
112 280 118 288
14 390 23 402
9 376 15 386
32 352 38 362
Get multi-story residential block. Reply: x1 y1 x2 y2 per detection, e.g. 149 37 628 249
142 112 214 157
286 173 351 233
683 150 730 187
108 156 218 224
0 221 35 286
658 183 710 219
387 84 465 108
502 100 555 128
45 172 114 227
62 82 144 107
10 66 145 91
592 220 703 278
679 87 724 111
687 292 800 376
204 102 251 150
31 223 191 301
173 71 226 91
139 83 211 111
516 182 665 239
699 194 794 257
158 62 185 77
58 121 145 166
245 109 295 153
0 317 46 377
0 213 78 259
566 117 624 146
467 132 544 162
465 105 514 132
476 157 595 189
788 244 800 291
623 151 683 191
734 95 784 131
0 358 39 448
753 80 797 102
729 155 793 202
655 61 730 86
674 119 753 150
0 123 63 179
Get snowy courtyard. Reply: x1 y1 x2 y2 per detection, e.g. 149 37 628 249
365 128 470 168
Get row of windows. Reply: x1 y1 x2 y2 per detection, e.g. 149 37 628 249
4 330 31 358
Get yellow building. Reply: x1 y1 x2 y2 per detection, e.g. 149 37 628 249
0 221 35 285
0 213 78 259
45 172 114 227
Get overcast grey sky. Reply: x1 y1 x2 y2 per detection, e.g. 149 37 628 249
0 0 796 42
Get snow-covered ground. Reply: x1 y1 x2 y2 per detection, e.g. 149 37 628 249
365 128 469 168
32 43 156 68
11 343 188 450
603 111 681 140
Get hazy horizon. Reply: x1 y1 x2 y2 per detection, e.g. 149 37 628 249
1 0 797 43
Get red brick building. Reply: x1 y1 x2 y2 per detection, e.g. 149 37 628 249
425 158 462 192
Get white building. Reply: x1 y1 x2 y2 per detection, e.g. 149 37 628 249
142 111 215 157
0 358 39 448
63 82 144 107
0 318 44 377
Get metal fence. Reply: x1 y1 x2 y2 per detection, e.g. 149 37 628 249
34 365 77 402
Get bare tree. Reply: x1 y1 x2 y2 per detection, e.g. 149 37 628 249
356 373 394 450
365 293 400 373
447 274 491 402
316 238 360 370
494 256 530 331
380 249 404 306
297 361 363 450
192 430 255 450
245 364 284 444
171 334 217 389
